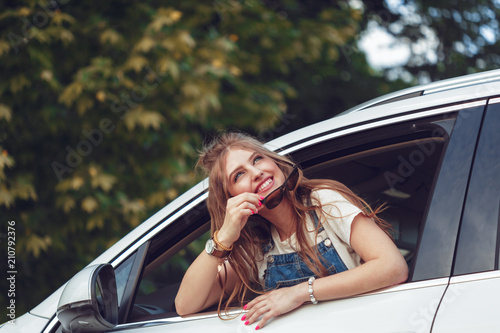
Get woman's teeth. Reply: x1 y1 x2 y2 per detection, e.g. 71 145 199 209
258 179 272 192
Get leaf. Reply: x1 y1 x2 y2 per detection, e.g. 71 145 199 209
58 28 75 44
120 197 145 215
86 215 104 231
16 7 31 17
76 96 94 115
10 74 31 93
147 191 166 208
157 57 180 80
134 36 157 53
181 82 201 98
58 82 84 107
90 173 117 192
70 176 85 190
82 196 99 213
0 150 14 168
33 29 50 43
148 8 183 32
123 55 149 73
56 176 85 192
12 178 37 201
56 196 75 213
24 234 52 258
0 9 18 21
0 185 15 208
167 188 178 200
52 12 76 26
123 106 165 131
160 31 196 54
178 31 196 49
100 29 123 45
0 40 10 57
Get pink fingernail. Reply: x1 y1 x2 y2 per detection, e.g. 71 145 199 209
251 210 254 214
256 325 260 330
259 196 264 200
241 315 246 321
243 304 248 310
255 209 258 214
258 201 262 207
245 320 249 325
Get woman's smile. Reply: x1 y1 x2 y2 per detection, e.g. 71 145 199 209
256 178 274 193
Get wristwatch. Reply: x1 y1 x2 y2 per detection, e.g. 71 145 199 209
205 238 229 258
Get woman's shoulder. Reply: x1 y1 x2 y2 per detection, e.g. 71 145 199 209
311 188 348 203
310 187 362 218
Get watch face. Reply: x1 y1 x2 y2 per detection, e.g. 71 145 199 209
205 238 215 254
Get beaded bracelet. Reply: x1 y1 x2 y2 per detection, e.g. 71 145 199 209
214 230 233 252
308 276 318 304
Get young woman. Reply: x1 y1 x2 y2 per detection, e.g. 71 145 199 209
175 132 408 330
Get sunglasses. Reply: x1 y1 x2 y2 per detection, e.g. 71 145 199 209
261 166 300 210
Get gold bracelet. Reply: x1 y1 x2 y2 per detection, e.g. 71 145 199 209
214 230 233 252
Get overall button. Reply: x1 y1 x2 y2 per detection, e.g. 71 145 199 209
324 238 332 247
268 256 275 263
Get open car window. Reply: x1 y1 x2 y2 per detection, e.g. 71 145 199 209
126 202 210 323
302 116 454 267
122 113 455 324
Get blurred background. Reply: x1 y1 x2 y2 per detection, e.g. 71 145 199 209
1 0 499 315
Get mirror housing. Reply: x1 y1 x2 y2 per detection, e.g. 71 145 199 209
57 264 118 333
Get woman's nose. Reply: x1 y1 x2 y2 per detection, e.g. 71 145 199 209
250 166 263 179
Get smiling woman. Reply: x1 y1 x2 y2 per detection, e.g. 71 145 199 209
174 131 408 330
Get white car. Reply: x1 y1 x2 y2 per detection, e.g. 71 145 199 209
3 69 500 333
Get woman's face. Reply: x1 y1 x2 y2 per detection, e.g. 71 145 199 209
224 148 284 198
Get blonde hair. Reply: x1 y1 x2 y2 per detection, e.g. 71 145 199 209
197 132 390 316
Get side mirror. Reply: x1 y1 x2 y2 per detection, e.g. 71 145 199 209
57 264 118 333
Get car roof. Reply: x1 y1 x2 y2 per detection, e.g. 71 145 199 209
342 68 500 114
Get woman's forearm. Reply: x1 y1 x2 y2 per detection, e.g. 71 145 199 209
295 254 408 304
175 251 224 316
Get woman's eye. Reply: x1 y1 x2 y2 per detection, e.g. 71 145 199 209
253 156 262 164
234 172 243 182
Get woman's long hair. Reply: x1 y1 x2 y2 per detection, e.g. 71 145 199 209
196 132 390 317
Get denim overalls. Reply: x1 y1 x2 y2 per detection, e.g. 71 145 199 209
262 210 349 291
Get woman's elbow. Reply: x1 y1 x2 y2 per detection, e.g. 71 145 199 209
391 255 409 285
175 296 194 317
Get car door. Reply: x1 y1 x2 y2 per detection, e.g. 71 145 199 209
432 98 500 332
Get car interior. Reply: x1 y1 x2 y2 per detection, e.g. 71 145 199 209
122 114 455 323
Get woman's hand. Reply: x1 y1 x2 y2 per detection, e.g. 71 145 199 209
217 193 262 247
242 283 308 329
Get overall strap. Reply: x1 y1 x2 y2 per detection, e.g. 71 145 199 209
306 195 323 232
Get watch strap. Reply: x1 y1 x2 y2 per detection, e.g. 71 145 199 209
206 238 229 258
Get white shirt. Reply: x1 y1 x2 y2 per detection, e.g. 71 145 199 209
257 189 363 286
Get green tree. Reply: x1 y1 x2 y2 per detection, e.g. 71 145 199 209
361 0 500 82
1 0 388 315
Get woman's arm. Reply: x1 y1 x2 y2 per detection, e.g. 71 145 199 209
176 192 262 315
244 213 408 329
175 251 238 316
